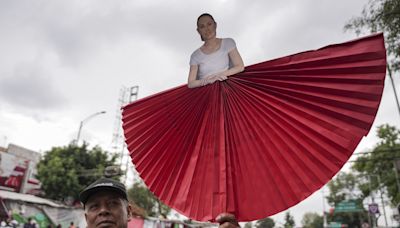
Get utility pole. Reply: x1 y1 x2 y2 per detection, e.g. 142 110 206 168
123 86 139 183
387 64 400 118
393 160 400 194
368 174 389 227
322 186 328 228
111 86 139 184
376 175 388 227
368 175 377 228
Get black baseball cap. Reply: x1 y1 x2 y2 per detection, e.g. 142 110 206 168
79 178 128 205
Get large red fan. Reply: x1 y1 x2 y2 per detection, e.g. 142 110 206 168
122 33 386 221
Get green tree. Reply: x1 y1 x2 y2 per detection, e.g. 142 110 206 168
301 212 323 228
353 124 400 205
127 182 170 217
326 172 362 205
37 143 117 202
283 211 295 228
255 217 275 228
344 0 400 70
244 222 253 228
326 172 368 227
324 125 400 227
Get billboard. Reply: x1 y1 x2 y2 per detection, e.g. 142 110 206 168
0 152 29 192
0 144 41 194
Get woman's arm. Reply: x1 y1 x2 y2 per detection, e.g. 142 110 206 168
226 48 245 76
187 65 210 88
210 48 244 80
188 47 244 88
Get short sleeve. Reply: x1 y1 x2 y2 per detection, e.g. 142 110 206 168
189 51 199 65
224 38 237 52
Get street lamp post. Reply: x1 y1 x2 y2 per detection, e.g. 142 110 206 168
76 111 106 145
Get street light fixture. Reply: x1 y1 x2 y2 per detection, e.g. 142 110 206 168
76 111 106 145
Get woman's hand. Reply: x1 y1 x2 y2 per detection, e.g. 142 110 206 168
211 73 228 82
204 72 228 85
188 65 234 88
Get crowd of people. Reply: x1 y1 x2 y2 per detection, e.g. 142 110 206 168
0 217 18 228
0 217 71 228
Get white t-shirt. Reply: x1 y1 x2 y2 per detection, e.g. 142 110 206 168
189 38 237 79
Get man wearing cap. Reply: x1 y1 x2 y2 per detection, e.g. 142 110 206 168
80 178 239 228
80 178 132 228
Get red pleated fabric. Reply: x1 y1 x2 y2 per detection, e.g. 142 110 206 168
122 33 386 221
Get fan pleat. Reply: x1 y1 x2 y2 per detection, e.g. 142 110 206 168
236 84 332 184
237 77 379 133
223 84 291 213
122 33 386 221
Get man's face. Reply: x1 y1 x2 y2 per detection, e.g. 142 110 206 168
84 190 132 228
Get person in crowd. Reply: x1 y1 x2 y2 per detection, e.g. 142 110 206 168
188 13 244 88
8 216 18 228
216 213 241 228
79 177 240 228
80 178 131 228
0 220 8 228
23 218 35 228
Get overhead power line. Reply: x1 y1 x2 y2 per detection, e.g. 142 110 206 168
352 147 400 156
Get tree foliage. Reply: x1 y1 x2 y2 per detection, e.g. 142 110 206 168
37 143 117 202
353 124 400 205
328 211 368 228
326 176 368 227
344 0 400 70
326 172 364 206
301 212 323 228
255 217 275 228
127 182 170 217
283 212 295 228
325 125 400 227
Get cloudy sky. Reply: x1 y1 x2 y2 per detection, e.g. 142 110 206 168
1 0 399 225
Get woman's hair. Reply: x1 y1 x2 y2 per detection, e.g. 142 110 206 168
197 13 215 25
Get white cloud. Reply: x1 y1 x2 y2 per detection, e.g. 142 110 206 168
0 63 67 110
